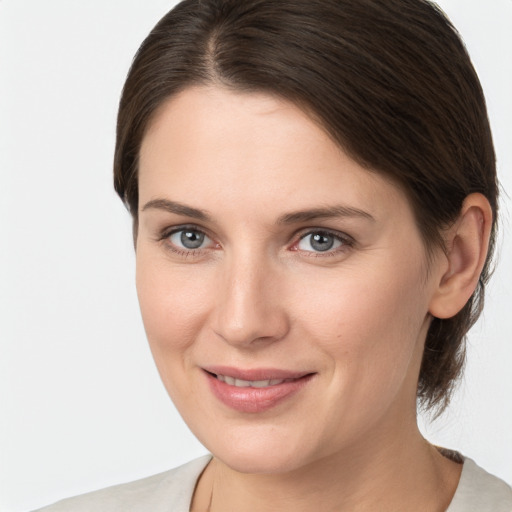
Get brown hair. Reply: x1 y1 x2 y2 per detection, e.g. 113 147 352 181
114 0 498 413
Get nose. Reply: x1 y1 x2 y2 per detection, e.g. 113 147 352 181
212 252 290 348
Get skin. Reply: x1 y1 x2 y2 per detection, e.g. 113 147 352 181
135 86 490 511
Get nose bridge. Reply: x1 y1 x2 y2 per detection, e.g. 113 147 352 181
213 247 288 347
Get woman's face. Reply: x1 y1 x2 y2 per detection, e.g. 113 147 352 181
136 86 444 473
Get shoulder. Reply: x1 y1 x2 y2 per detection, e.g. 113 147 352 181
447 457 512 512
33 455 212 512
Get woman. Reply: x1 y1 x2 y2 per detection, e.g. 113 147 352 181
35 0 512 510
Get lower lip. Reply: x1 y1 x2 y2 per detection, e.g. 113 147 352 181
205 372 314 413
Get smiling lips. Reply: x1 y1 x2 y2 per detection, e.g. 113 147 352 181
216 374 297 388
204 366 314 413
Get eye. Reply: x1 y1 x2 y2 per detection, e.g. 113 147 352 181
296 231 347 253
168 228 213 250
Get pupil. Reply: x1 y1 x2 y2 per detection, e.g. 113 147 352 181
181 230 205 249
311 233 334 251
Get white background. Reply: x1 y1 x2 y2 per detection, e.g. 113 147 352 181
1 1 511 510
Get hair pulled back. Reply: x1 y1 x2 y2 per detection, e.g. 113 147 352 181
114 0 498 413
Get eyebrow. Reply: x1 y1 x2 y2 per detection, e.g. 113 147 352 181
141 198 375 224
277 205 375 224
141 199 212 221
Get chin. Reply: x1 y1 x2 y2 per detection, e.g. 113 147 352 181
199 424 315 475
215 448 307 475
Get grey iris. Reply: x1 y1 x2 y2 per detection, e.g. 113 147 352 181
311 233 334 251
181 230 205 249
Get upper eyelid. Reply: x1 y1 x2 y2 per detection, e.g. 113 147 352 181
161 224 210 238
158 225 215 251
295 227 354 243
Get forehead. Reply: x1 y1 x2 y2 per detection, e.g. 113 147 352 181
138 86 410 224
141 86 330 168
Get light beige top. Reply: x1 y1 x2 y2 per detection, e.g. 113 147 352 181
34 454 512 512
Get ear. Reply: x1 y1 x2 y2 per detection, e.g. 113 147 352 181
429 193 493 319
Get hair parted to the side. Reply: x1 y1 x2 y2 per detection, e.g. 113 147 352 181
114 0 498 414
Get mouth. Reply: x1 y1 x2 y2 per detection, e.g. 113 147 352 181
214 374 297 388
203 367 315 413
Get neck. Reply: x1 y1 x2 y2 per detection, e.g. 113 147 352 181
193 418 461 512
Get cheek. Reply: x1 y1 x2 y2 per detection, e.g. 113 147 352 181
295 267 429 448
297 263 426 335
135 252 219 415
135 251 212 357
293 261 429 389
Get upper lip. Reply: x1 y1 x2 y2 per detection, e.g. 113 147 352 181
203 366 313 381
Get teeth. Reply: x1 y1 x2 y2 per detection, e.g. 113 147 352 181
216 375 287 388
250 379 272 388
224 375 235 385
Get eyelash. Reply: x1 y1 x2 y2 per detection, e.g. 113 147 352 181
293 229 354 258
158 225 215 258
158 225 354 258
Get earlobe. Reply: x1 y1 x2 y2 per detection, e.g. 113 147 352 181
428 193 493 319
